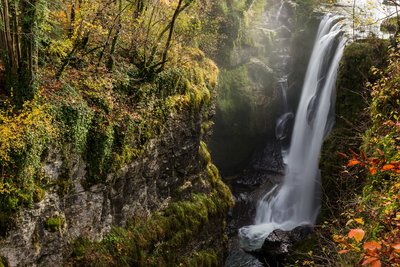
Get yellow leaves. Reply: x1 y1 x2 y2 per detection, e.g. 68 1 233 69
0 99 54 165
48 39 73 58
348 229 365 243
346 217 364 226
355 218 364 225
0 182 15 194
160 0 172 6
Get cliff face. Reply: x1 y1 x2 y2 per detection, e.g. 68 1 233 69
0 50 233 266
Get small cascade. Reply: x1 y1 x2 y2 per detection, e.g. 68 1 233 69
273 0 293 149
276 0 285 21
275 77 293 151
239 14 347 250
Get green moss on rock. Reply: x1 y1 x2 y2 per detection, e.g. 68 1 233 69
45 216 64 232
70 142 233 266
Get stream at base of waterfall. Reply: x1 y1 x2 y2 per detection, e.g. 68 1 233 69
239 14 347 251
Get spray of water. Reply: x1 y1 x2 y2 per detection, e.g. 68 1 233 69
239 15 347 250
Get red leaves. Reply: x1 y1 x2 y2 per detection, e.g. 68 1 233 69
336 151 349 158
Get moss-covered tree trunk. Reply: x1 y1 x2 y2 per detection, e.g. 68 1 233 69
17 0 38 104
0 0 39 105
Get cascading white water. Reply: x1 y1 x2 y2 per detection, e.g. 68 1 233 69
276 0 285 21
239 15 347 250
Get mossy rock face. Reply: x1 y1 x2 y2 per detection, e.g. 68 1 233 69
210 64 277 174
336 38 389 125
209 0 280 174
319 37 388 219
69 143 233 266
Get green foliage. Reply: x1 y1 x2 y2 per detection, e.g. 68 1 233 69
380 17 399 34
183 250 219 266
0 96 55 235
295 0 318 24
45 216 64 232
57 96 93 154
336 38 389 127
320 40 400 266
84 114 115 185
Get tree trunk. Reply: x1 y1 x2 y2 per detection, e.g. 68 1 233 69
2 0 17 76
69 0 76 38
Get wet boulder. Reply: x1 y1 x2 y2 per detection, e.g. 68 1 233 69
261 224 314 255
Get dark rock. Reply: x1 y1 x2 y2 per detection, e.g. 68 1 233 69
261 225 314 255
225 250 265 267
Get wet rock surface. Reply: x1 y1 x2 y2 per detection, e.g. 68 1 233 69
260 225 314 255
224 141 285 266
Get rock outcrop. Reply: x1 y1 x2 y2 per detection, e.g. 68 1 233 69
0 52 233 266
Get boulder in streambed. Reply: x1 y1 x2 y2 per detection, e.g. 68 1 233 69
260 224 314 256
239 225 314 266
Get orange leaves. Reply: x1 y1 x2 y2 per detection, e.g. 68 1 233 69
392 243 400 252
369 167 377 175
361 241 382 267
348 228 365 243
348 159 361 167
361 257 381 267
339 148 400 176
363 241 382 251
382 164 395 171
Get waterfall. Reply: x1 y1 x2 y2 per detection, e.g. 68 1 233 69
275 77 293 143
239 15 347 250
276 0 285 21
